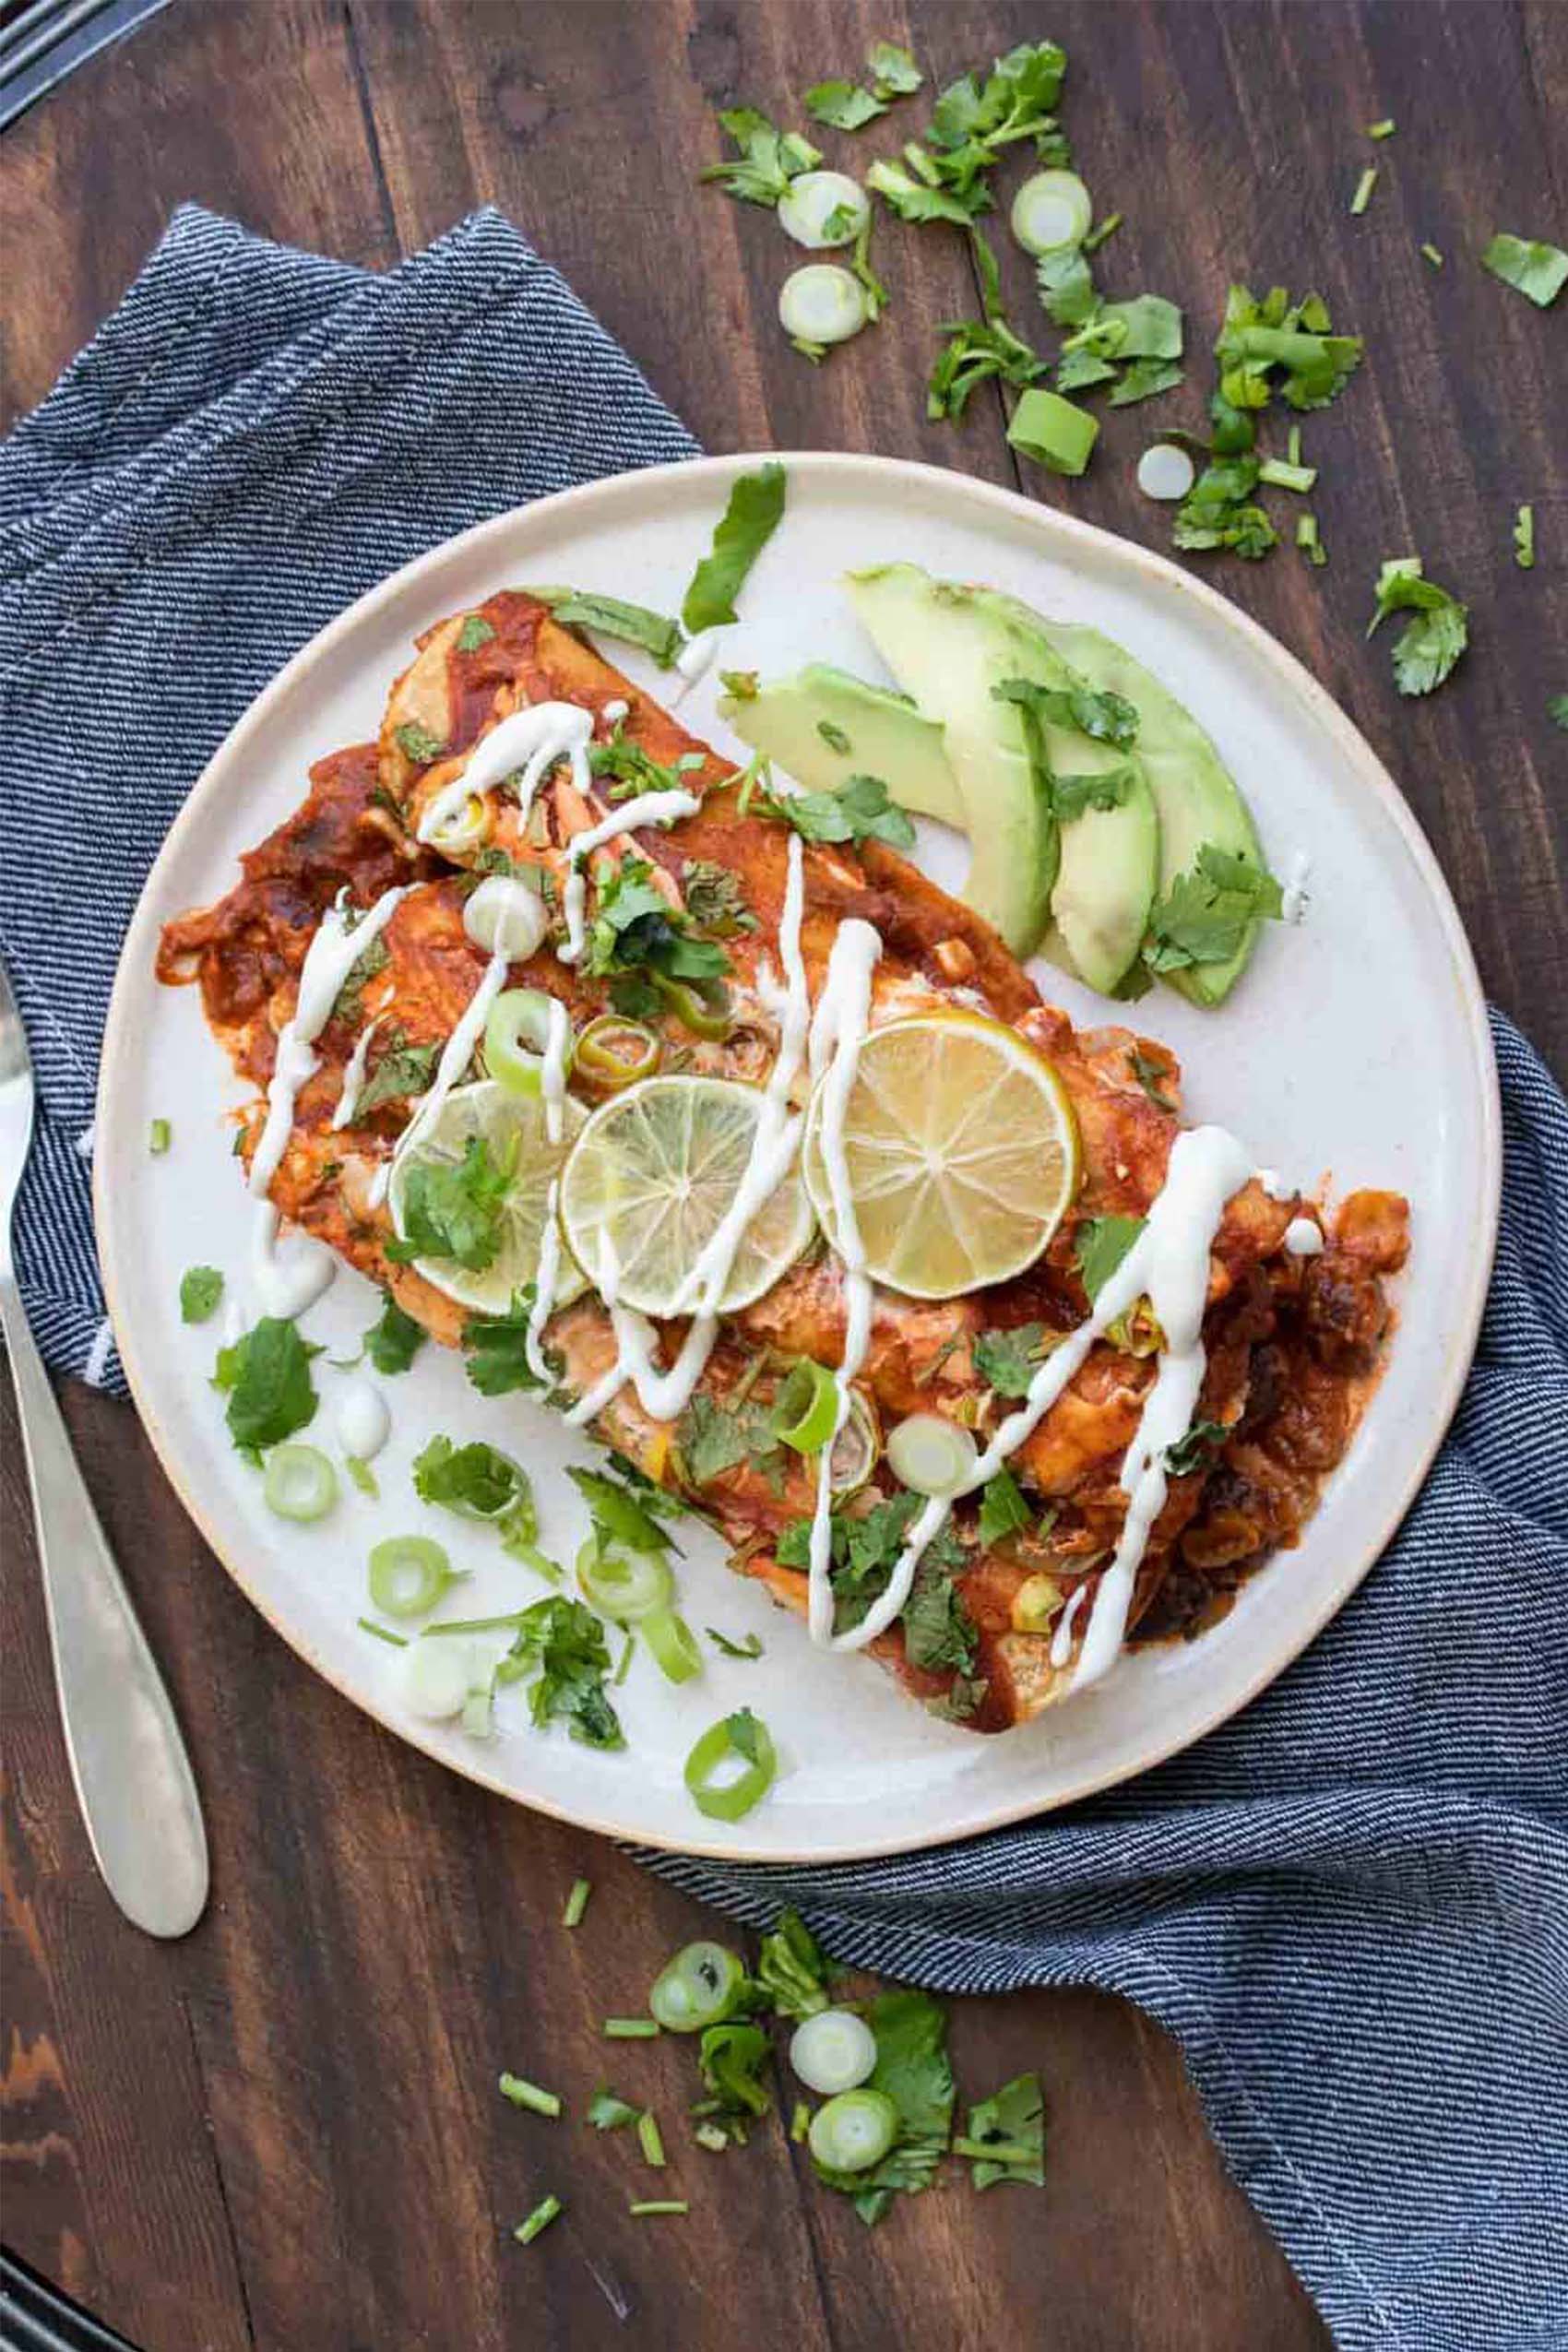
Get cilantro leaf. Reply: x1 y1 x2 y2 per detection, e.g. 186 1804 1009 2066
1481 232 1568 309
681 463 787 634
707 1625 764 1660
867 40 921 96
363 1290 426 1375
1366 556 1470 695
964 2071 1046 2189
355 1036 439 1116
1163 1419 1230 1477
804 79 886 130
180 1265 223 1325
1037 246 1099 328
395 721 445 766
331 931 389 1028
973 1324 1048 1397
977 1466 1032 1548
212 1317 319 1461
1074 1214 1146 1304
506 1597 624 1748
700 107 822 208
992 674 1139 747
900 1559 979 1674
385 1134 512 1270
681 860 755 934
927 299 1047 419
1127 1047 1177 1112
461 1292 546 1396
457 613 496 652
539 589 684 669
568 1465 678 1556
814 1990 955 2223
1550 696 1568 731
586 858 731 989
766 774 916 853
756 1908 832 2018
1144 843 1284 971
1110 359 1184 407
586 2089 641 2131
413 1434 529 1519
866 160 985 228
698 2022 773 2119
676 1393 784 1491
1051 764 1135 820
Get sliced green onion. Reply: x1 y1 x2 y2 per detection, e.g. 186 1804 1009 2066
1297 513 1328 567
563 1878 592 1928
369 1534 459 1618
807 2088 898 2173
603 2017 661 2038
499 2073 562 2118
828 1389 880 1496
462 1682 495 1740
653 972 731 1040
514 2194 562 2244
344 1455 378 1497
615 1628 636 1684
1287 424 1302 469
1515 504 1535 570
1082 211 1122 253
464 875 550 961
643 1608 703 1684
637 2111 667 2168
398 1638 476 1721
484 987 563 1097
649 1942 749 2033
263 1443 339 1523
790 2102 811 2144
770 1359 839 1454
1006 387 1099 478
576 1014 660 1090
778 169 868 251
576 1537 674 1623
1367 117 1396 139
1010 168 1092 257
1420 242 1443 268
148 1118 172 1155
1136 443 1196 503
683 1709 778 1822
887 1412 979 1498
695 2122 730 2152
790 2009 877 2096
358 1615 408 1647
778 264 868 348
629 2201 688 2217
1350 166 1378 216
1258 457 1318 493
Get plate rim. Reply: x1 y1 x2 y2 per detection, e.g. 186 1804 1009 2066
94 449 1503 1862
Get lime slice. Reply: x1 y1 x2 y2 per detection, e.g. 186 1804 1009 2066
387 1077 588 1313
557 1075 815 1318
801 1012 1080 1300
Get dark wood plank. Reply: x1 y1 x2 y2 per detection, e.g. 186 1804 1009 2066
4 0 1563 2346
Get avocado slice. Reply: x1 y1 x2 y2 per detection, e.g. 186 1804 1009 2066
1033 622 1268 1005
846 564 1158 990
717 663 965 826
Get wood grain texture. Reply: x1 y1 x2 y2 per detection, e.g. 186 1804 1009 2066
2 2 1563 2346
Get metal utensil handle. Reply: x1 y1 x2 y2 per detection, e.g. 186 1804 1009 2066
0 1275 208 1938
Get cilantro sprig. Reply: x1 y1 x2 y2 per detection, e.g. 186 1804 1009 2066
700 107 822 208
1367 557 1470 696
212 1317 319 1463
681 463 787 635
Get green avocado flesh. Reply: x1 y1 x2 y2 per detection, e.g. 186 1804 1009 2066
846 564 1158 989
1030 621 1267 1005
718 663 964 826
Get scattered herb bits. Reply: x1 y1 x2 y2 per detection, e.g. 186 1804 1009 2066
513 2194 562 2245
1514 505 1536 570
499 2073 563 2120
1481 232 1568 309
148 1117 172 1154
563 1878 592 1929
179 1265 224 1324
1367 557 1470 695
681 463 787 635
1349 167 1378 217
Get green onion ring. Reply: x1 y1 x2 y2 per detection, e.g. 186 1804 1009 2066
807 2088 898 2173
262 1443 339 1523
648 1941 749 2033
576 1014 660 1090
683 1708 778 1821
368 1533 458 1618
576 1537 674 1624
642 1608 703 1684
770 1358 839 1454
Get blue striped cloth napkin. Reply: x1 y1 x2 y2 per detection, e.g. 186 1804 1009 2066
1 206 1562 2352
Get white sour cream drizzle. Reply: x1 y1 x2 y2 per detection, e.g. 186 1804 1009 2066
1285 1216 1324 1257
671 628 721 703
540 993 571 1146
335 1378 390 1461
417 702 594 848
332 1015 383 1131
803 919 885 1646
1051 1580 1089 1669
557 790 702 963
1281 851 1313 924
385 946 512 1185
526 1182 566 1387
831 1126 1257 1683
564 836 813 1431
250 884 409 1315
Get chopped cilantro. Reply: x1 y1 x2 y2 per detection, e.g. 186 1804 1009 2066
332 931 389 1027
506 1597 624 1749
212 1317 319 1462
1481 233 1568 309
462 1291 546 1396
413 1433 528 1518
395 721 446 766
587 2088 641 2131
585 859 731 990
960 2072 1046 2188
1163 1419 1230 1477
699 107 822 208
719 669 758 700
706 1626 764 1660
1127 1047 1177 1112
1366 556 1469 695
681 463 787 635
385 1134 513 1270
992 674 1140 749
817 718 852 754
764 774 915 853
1144 844 1284 972
901 1558 979 1675
675 1393 784 1491
867 160 986 229
363 1290 426 1375
588 731 692 803
1109 359 1183 407
756 1908 832 2018
681 860 754 935
457 613 496 652
1550 696 1568 731
540 590 685 670
868 40 921 96
803 79 886 130
1514 505 1535 571
1038 246 1098 328
973 1324 1049 1397
977 1467 1032 1548
179 1265 223 1324
356 1036 439 1115
1073 1214 1146 1304
608 972 663 1019
569 1464 679 1556
698 2023 773 2121
813 1990 955 2224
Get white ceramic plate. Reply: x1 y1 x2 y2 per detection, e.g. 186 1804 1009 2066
96 453 1499 1861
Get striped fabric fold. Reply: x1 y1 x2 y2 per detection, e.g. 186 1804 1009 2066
2 207 1562 2352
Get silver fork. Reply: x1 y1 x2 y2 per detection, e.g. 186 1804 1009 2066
0 954 207 1937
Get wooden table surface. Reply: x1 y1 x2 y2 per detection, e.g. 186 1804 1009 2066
2 4 1562 2348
